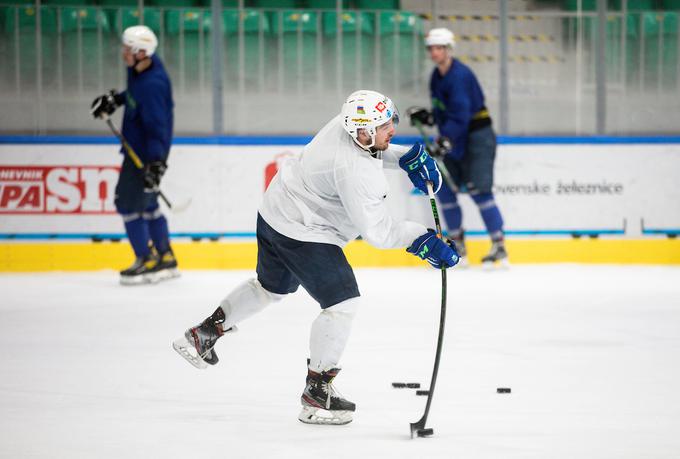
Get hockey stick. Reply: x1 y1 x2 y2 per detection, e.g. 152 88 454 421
410 180 448 439
101 115 191 213
412 119 459 194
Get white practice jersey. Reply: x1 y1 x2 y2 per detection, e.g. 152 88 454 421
258 115 427 249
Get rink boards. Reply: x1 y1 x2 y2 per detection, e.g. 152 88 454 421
1 136 679 270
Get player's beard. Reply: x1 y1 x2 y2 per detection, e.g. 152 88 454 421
373 137 391 151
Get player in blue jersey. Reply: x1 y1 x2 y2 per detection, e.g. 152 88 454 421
91 26 178 284
408 28 508 267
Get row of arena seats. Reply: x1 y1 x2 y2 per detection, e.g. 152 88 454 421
1 6 421 34
564 11 679 87
0 6 425 93
563 0 680 10
0 0 399 9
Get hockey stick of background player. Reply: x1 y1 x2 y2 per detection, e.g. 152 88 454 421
409 180 448 439
412 119 459 194
101 115 188 213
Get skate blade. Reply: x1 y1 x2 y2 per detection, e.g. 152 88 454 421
155 268 180 283
298 406 353 425
172 335 208 370
119 273 157 286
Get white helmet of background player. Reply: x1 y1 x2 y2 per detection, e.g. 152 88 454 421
425 27 456 49
341 90 399 150
122 25 158 56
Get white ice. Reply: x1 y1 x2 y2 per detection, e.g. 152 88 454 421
1 265 679 459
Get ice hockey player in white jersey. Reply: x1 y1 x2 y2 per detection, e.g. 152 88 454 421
173 90 460 426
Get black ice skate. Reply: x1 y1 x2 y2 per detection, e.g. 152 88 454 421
299 367 355 425
481 240 509 269
152 249 180 282
119 254 159 285
172 307 236 369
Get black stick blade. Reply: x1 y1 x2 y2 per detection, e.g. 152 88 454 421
417 428 434 437
409 418 425 439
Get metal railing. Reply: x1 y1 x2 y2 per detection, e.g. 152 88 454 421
0 2 678 135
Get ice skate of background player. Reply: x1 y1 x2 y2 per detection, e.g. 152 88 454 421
173 90 460 426
408 28 508 268
90 25 179 285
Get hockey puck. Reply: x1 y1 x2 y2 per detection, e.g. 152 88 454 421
392 382 407 388
417 428 434 437
415 390 430 396
406 383 421 389
497 387 511 394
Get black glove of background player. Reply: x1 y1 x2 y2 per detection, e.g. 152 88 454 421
426 136 452 158
406 107 434 127
90 89 123 119
143 161 167 193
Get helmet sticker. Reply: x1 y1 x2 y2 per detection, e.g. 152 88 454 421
356 105 365 114
375 101 386 112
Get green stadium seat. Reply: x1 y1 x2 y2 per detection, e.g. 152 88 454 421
4 4 58 33
661 0 680 9
60 6 110 32
164 9 212 92
221 9 270 90
165 8 212 34
148 0 199 7
638 12 678 87
98 0 139 5
355 0 399 10
59 7 111 91
566 0 657 11
111 7 162 34
322 11 374 91
305 0 351 8
252 0 300 8
196 0 239 6
610 0 656 10
638 10 678 34
563 0 596 10
270 9 317 33
377 11 424 91
223 8 267 32
2 6 58 90
269 10 320 91
42 0 92 5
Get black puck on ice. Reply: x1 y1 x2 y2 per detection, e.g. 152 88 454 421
417 428 434 437
416 390 430 396
497 387 511 394
392 382 421 389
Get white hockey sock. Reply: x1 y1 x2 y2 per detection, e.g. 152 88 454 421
220 279 285 330
308 297 359 373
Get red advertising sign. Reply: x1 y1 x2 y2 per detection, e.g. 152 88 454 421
0 165 120 214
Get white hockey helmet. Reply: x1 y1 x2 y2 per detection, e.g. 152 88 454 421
341 89 399 150
122 25 158 56
425 28 456 48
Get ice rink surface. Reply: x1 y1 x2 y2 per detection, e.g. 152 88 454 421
1 265 680 459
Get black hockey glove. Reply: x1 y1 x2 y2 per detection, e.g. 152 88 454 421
406 107 434 127
90 89 122 119
143 161 167 193
426 136 452 158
